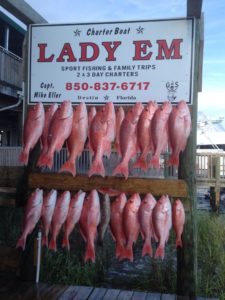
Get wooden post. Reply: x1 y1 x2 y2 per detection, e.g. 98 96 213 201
177 2 202 295
215 156 221 208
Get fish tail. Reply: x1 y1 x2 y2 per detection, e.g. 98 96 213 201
16 236 26 250
142 240 153 257
132 156 148 172
59 160 76 176
167 155 179 167
84 242 95 263
112 162 129 179
42 235 49 248
149 155 160 169
19 150 29 165
62 234 70 251
175 238 183 248
49 238 57 252
37 153 53 169
88 159 105 178
122 246 134 262
154 245 165 260
115 243 126 260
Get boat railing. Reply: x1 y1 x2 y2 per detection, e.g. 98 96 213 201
0 147 225 183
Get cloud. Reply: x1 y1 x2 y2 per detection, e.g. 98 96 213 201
198 91 225 116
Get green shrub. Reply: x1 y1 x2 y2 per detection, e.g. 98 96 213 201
197 212 225 299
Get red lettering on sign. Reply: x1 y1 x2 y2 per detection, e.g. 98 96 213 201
56 43 77 62
132 40 152 61
79 42 99 61
156 39 183 60
102 41 122 61
37 43 54 62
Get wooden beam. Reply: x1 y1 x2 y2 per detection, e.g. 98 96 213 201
187 0 203 18
0 0 47 25
177 17 201 297
28 173 188 198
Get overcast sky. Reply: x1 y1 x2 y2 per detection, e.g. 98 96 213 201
1 0 225 118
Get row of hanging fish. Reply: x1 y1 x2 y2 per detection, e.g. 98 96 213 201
19 100 191 179
16 188 185 262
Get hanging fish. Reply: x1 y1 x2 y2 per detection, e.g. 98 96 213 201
62 190 86 250
168 100 192 167
172 199 185 248
49 191 71 251
152 195 172 260
19 102 45 165
79 190 101 262
16 188 43 250
59 102 88 176
41 189 57 247
112 102 143 179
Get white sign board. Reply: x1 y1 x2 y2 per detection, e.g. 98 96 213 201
28 18 195 105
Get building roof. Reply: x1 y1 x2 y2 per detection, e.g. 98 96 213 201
0 11 25 35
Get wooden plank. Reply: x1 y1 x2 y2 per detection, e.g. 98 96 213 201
117 290 134 300
0 197 16 207
71 285 93 300
131 290 147 300
41 284 69 300
145 292 161 300
88 287 108 300
0 0 47 25
187 0 202 18
58 285 80 300
0 187 16 193
28 173 188 198
21 283 49 300
0 186 16 207
6 282 32 300
161 294 176 300
102 288 121 300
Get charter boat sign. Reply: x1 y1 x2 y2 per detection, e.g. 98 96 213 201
28 18 195 105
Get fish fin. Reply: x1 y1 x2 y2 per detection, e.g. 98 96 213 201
49 238 57 251
149 155 160 169
42 235 48 248
176 238 183 248
88 159 105 177
59 160 76 176
167 155 179 167
62 235 70 250
84 243 95 263
112 163 129 179
132 157 148 172
154 245 165 260
142 240 153 257
19 150 29 165
37 152 53 169
38 153 53 169
16 236 26 250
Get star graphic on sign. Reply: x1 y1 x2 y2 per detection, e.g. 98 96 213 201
136 26 144 34
104 95 110 101
74 28 81 36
